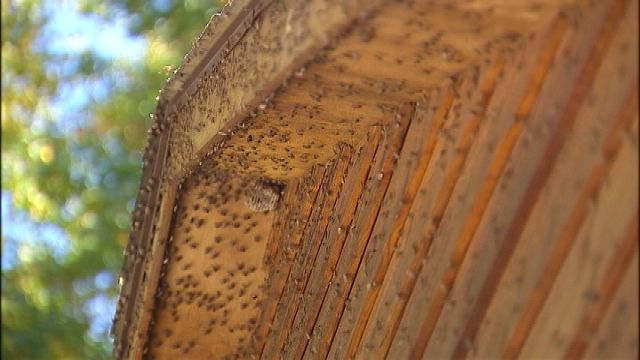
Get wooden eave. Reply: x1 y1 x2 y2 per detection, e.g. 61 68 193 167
113 0 638 359
113 0 386 358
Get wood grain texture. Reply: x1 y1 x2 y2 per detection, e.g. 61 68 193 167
115 0 638 359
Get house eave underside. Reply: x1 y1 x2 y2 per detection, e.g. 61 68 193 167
112 0 639 359
112 0 385 358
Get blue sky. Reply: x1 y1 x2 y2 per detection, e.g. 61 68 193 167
2 0 147 342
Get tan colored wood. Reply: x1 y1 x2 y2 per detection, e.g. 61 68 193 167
113 0 387 355
259 147 354 357
147 173 275 359
583 252 639 360
516 95 639 359
377 17 564 358
115 0 638 359
448 1 635 357
471 3 639 356
564 215 638 359
260 128 384 359
253 166 325 356
330 87 454 360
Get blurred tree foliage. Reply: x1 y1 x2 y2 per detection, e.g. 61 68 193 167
2 0 223 358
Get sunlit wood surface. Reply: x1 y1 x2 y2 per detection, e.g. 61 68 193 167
114 0 638 359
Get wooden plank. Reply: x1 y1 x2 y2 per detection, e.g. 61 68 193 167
253 165 326 356
374 18 556 358
583 252 639 360
147 173 276 359
259 128 382 359
445 0 631 357
470 2 639 356
341 52 503 359
130 184 178 359
515 95 639 359
327 86 454 360
114 117 172 359
164 0 387 182
407 56 511 359
116 0 387 355
564 215 639 359
258 145 353 357
249 174 296 352
297 106 412 359
262 175 300 268
406 18 570 360
122 0 639 358
417 11 574 359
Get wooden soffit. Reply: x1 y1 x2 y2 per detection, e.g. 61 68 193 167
113 0 638 359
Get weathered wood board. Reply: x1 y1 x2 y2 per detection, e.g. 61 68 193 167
113 0 639 359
